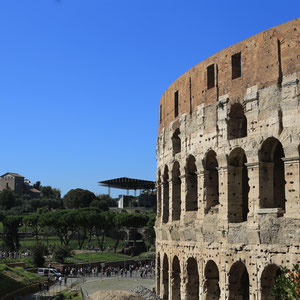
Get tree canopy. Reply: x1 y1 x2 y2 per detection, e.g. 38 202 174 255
63 188 96 208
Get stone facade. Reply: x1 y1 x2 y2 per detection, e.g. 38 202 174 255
155 19 300 300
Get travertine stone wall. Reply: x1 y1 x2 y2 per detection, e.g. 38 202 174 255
155 18 300 300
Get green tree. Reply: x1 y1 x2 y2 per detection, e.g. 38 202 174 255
90 199 109 211
32 243 48 267
63 188 96 208
0 189 16 210
52 245 72 263
2 216 23 251
40 186 61 199
272 264 300 300
23 214 42 243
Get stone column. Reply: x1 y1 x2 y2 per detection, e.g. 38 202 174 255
197 169 205 221
218 166 229 226
283 156 300 218
259 162 274 208
180 174 187 225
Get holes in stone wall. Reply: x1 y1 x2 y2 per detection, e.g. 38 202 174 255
162 166 169 224
172 161 181 221
172 256 181 300
259 137 286 210
204 150 219 214
186 155 198 211
207 64 215 89
172 128 181 155
187 257 199 300
229 262 249 300
232 52 242 79
228 103 247 140
228 148 249 223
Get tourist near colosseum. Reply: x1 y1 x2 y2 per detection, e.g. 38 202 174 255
155 18 300 300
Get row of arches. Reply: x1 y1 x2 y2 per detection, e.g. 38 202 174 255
158 137 286 223
157 253 281 300
171 103 247 156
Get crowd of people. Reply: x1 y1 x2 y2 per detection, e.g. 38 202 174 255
60 264 155 279
0 250 30 259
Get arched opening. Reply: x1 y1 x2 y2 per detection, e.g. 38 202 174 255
172 162 181 221
229 262 249 300
261 264 281 300
186 155 198 211
228 148 249 223
172 256 181 300
259 138 286 210
156 253 161 296
203 260 220 300
162 254 169 300
172 129 181 155
227 103 247 140
162 166 169 224
204 150 219 214
186 257 199 300
157 170 162 218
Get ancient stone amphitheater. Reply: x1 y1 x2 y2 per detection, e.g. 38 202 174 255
155 18 300 300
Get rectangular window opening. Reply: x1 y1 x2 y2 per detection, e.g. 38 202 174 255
232 52 242 79
160 105 162 123
207 64 215 89
174 91 179 118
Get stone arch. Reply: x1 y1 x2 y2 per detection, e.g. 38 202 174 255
259 137 286 210
172 161 181 221
162 165 170 223
156 253 161 296
228 148 249 223
203 150 219 214
162 254 169 300
261 264 281 300
186 155 198 211
172 128 181 155
186 257 199 300
203 260 220 300
172 256 181 300
227 103 247 140
157 169 162 218
229 262 249 300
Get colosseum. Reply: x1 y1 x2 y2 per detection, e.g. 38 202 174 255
155 18 300 300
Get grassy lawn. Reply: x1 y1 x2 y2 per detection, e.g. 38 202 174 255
0 264 46 297
72 252 130 263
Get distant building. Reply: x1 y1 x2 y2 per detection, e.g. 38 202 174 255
0 172 40 198
0 172 25 196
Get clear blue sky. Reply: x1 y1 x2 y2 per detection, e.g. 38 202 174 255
0 0 298 197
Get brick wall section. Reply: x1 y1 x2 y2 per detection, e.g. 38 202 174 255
158 18 300 134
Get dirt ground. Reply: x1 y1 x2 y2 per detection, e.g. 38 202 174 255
89 290 145 300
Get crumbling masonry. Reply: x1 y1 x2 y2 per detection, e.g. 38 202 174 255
155 18 300 300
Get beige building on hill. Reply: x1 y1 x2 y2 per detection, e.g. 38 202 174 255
155 19 300 300
0 172 25 196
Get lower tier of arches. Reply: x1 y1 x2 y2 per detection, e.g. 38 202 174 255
155 244 299 300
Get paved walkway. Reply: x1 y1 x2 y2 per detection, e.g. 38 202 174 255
22 275 154 299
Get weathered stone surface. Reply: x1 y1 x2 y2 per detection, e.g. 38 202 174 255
155 18 300 300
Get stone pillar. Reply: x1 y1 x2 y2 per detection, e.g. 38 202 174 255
180 174 187 225
218 166 229 226
156 182 162 221
283 156 300 218
197 169 205 221
245 162 260 221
